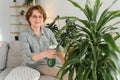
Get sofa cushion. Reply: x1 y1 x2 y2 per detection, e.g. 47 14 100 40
0 42 9 70
39 75 55 80
6 41 23 68
5 66 40 80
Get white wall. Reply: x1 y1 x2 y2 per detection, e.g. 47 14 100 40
44 0 120 23
0 0 11 42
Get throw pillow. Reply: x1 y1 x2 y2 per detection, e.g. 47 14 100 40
5 66 40 80
0 42 9 70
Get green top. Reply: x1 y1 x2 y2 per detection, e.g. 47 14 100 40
19 26 63 69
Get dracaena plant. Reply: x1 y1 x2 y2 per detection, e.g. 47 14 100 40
56 0 120 80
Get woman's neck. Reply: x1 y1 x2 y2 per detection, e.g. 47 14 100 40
31 26 41 37
31 26 40 32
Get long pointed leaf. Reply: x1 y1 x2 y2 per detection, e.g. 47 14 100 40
102 71 112 80
83 69 91 80
57 58 80 77
93 0 102 21
102 34 120 52
99 44 119 61
114 32 120 41
85 0 93 20
97 0 118 31
68 0 89 19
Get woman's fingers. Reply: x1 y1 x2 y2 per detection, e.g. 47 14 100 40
45 49 57 58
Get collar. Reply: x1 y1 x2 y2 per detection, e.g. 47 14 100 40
27 26 45 36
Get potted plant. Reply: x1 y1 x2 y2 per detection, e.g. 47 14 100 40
56 0 120 80
24 0 36 5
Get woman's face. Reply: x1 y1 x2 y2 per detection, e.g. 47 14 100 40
29 9 44 28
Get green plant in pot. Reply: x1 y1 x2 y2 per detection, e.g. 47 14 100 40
56 0 120 80
24 0 36 5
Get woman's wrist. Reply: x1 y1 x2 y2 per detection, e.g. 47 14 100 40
42 50 48 58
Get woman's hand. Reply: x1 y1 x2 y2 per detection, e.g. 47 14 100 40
32 49 57 61
45 49 57 59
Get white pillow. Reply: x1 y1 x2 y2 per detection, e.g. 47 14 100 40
5 66 40 80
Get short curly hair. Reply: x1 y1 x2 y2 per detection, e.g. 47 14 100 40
25 5 47 25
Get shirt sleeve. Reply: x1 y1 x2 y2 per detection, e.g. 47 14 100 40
19 32 37 64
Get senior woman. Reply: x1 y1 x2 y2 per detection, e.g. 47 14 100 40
19 5 66 79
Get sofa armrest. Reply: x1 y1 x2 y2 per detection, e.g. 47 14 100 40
0 41 9 70
0 70 2 73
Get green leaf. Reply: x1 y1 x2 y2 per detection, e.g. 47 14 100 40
80 39 89 54
109 10 120 20
57 58 80 77
102 34 120 52
56 67 70 80
114 32 120 41
68 0 85 15
99 44 119 61
77 66 84 79
68 67 74 80
97 0 118 31
93 0 102 21
98 10 120 32
91 61 97 80
85 0 93 20
97 8 109 31
83 69 91 80
76 24 92 38
64 43 71 60
102 71 112 80
57 16 92 30
107 60 117 71
68 0 84 10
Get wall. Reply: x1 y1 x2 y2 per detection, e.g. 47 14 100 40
0 0 11 42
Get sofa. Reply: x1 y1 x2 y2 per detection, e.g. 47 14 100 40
0 41 55 80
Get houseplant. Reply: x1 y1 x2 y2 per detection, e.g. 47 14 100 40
24 0 36 5
46 16 78 48
56 0 120 80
